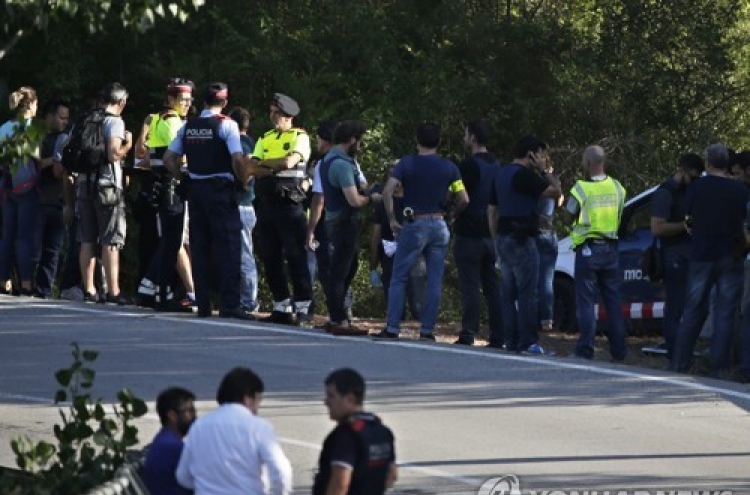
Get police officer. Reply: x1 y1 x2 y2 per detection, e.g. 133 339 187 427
565 145 627 361
137 78 196 311
163 82 252 320
250 93 313 324
314 368 397 495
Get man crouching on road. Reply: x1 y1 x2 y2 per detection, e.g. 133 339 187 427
314 368 397 495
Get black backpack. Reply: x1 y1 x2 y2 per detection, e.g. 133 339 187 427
61 109 110 174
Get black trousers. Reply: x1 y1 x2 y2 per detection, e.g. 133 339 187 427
255 197 312 305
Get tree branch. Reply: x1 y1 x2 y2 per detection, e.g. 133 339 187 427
0 28 25 62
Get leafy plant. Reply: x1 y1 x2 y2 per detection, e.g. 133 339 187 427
0 118 46 176
1 343 148 495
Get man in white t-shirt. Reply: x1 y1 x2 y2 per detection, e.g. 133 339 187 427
176 367 292 495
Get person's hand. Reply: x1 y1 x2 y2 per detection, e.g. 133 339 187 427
305 232 318 251
369 192 382 203
62 205 74 226
369 269 382 288
390 219 402 238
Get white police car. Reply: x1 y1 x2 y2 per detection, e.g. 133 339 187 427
553 186 664 333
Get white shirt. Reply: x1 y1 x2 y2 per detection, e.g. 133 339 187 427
176 403 293 495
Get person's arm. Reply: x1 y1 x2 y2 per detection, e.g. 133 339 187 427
257 423 293 495
651 217 687 238
62 172 76 226
324 466 353 495
134 114 152 162
232 152 250 184
385 463 399 488
37 156 54 170
163 150 183 178
650 188 684 238
452 189 469 216
562 194 580 225
261 132 311 173
383 176 401 237
488 204 498 238
342 185 372 208
261 153 302 172
52 132 69 179
370 223 382 270
107 120 133 163
541 170 562 198
306 193 325 250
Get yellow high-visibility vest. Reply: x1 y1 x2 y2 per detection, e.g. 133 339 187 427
570 176 626 249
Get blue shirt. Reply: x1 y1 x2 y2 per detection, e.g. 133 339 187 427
393 153 463 215
239 134 256 206
142 428 192 495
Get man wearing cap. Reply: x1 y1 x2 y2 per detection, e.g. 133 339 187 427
163 82 252 320
250 93 313 325
136 78 197 312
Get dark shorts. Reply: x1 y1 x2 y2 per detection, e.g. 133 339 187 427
76 186 126 248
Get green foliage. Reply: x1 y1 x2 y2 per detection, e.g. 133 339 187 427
0 119 47 175
1 0 749 320
0 343 148 495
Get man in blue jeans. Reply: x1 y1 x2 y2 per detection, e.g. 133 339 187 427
671 144 749 375
565 145 627 361
489 136 561 354
374 123 468 340
647 153 704 358
453 120 503 347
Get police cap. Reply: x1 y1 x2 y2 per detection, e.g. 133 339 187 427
204 82 229 104
316 120 338 142
271 93 300 117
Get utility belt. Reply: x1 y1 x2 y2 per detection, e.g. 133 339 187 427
402 207 444 223
585 237 617 246
257 177 307 204
140 168 184 208
576 237 618 252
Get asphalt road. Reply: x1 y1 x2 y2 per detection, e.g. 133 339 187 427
1 295 749 495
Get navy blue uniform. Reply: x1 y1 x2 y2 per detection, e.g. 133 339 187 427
168 110 243 316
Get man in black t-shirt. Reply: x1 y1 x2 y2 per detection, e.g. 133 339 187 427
648 153 704 358
453 121 504 347
314 368 397 495
671 144 749 375
35 100 70 298
489 136 561 354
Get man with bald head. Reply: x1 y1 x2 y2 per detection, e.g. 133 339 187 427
565 145 627 361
